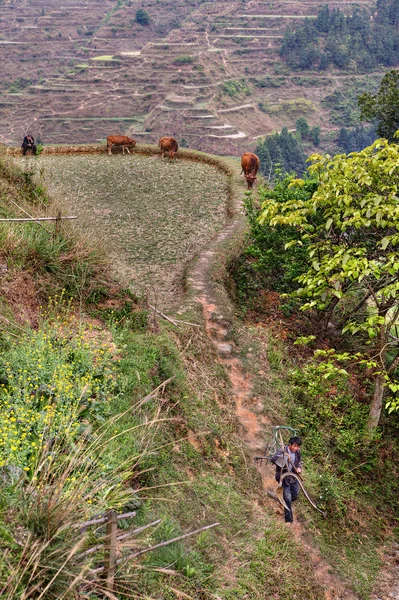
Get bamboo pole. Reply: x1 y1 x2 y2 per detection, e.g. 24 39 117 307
115 522 220 566
74 510 136 530
0 216 77 222
77 519 161 559
90 522 220 574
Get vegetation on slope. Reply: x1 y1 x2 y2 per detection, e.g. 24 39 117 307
231 138 399 595
280 0 399 72
0 152 329 599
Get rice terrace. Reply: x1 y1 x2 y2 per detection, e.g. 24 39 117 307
19 148 233 309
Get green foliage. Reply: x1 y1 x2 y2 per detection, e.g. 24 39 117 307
336 124 377 153
173 55 194 65
259 138 399 425
222 78 251 98
280 2 399 72
232 175 317 309
321 79 380 126
224 524 324 599
8 78 32 93
295 118 321 147
135 8 150 25
358 69 399 141
255 127 307 181
250 76 286 88
295 116 310 137
310 125 320 146
290 360 369 468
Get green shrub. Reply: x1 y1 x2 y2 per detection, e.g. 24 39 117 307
135 8 150 25
232 175 316 309
173 55 194 65
222 79 251 98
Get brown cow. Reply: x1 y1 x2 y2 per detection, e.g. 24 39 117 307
159 137 178 160
107 135 136 155
241 152 260 189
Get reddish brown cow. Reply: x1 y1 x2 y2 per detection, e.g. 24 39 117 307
107 135 136 155
159 137 178 160
241 152 260 189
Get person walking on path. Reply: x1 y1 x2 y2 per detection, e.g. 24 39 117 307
271 436 302 524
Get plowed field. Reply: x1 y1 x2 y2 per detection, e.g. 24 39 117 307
35 154 229 309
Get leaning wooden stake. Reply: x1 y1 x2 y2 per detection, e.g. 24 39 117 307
104 510 118 591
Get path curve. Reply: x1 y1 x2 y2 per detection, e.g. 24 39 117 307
184 168 360 600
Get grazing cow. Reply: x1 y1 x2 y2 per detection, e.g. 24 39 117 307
159 137 178 160
106 135 136 155
241 152 260 189
21 134 37 156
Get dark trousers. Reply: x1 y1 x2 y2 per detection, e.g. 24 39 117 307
283 479 299 522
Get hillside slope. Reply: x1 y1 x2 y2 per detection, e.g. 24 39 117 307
0 0 385 155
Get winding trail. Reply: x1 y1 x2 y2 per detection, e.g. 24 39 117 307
183 167 389 600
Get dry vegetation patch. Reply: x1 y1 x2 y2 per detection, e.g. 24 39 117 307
31 153 229 309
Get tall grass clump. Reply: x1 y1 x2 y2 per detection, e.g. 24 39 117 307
0 299 167 598
0 153 110 303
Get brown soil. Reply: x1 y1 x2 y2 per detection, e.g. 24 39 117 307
1 270 41 329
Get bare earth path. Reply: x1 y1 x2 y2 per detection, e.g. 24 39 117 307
184 167 397 600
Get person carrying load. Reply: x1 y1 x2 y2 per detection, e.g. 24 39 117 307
271 436 302 524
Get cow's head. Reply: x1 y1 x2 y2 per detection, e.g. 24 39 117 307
245 175 257 189
129 138 136 148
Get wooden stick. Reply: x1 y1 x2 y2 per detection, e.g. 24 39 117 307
74 510 137 530
171 318 201 327
73 516 107 529
148 305 201 328
0 216 77 222
116 519 162 543
149 304 180 327
77 519 161 560
116 522 220 566
0 325 19 339
90 522 220 574
104 510 118 592
9 198 52 233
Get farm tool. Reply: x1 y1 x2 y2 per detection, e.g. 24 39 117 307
255 425 327 518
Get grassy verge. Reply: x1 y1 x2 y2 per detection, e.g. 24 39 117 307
0 151 328 599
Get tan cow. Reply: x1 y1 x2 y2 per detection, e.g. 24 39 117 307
159 137 178 160
241 152 260 189
107 135 136 155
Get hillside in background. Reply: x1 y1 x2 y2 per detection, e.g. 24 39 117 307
0 0 391 156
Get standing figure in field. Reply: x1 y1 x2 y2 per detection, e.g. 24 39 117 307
106 135 136 155
21 134 37 156
241 152 260 189
159 137 178 160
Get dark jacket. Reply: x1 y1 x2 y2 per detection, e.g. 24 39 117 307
271 445 302 484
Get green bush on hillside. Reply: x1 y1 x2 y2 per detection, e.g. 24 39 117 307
135 8 150 25
222 79 251 98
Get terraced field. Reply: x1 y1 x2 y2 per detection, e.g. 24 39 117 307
0 0 380 155
31 152 230 308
